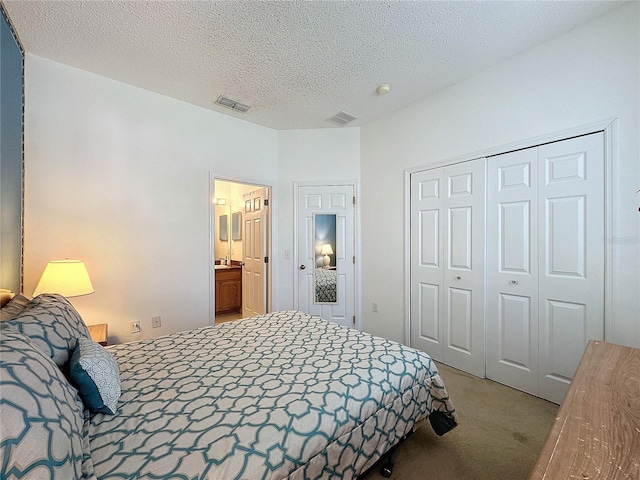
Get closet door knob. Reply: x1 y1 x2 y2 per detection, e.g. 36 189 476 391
299 265 306 270
509 280 518 285
455 276 462 280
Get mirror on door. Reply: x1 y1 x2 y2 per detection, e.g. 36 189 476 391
314 213 337 303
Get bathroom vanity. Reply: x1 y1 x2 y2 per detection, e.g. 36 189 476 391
214 264 242 315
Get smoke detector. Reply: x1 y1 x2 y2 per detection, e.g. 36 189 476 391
376 83 391 95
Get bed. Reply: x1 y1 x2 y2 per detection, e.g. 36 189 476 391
0 293 457 480
314 267 337 303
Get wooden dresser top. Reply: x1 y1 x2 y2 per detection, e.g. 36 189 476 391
530 340 640 480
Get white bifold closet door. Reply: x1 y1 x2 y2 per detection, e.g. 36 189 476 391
410 159 485 378
486 132 605 404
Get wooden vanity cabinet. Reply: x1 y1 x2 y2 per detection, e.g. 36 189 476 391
215 267 242 314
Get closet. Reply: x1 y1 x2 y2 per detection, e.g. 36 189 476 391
410 132 605 403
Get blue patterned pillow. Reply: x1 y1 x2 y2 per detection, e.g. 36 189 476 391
0 328 88 479
70 337 121 414
5 294 91 368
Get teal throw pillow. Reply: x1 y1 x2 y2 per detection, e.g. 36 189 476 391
69 337 121 414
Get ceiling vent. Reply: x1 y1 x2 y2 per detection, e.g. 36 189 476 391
325 111 358 127
216 95 251 113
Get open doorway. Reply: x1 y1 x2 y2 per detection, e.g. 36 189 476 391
210 176 271 325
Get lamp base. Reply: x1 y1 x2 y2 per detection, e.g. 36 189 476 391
323 255 330 267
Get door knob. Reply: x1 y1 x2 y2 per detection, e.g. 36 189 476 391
299 265 306 270
509 280 518 285
455 276 462 280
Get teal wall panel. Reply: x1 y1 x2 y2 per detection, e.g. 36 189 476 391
0 8 24 292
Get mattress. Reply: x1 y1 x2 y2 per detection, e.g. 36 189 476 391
88 311 457 479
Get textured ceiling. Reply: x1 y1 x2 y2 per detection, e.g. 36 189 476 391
3 0 625 130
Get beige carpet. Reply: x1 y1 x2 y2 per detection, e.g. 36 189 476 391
363 363 559 480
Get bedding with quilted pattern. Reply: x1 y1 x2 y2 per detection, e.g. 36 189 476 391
88 311 457 479
314 268 337 303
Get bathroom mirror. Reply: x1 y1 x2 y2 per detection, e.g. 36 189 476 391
313 213 337 304
219 214 228 241
231 212 242 240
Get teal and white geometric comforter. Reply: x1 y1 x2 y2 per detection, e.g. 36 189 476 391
89 311 457 479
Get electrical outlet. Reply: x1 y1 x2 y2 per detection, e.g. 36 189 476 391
130 320 141 334
372 302 378 313
152 316 161 328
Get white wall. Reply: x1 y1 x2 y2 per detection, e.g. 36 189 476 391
22 3 638 350
360 3 640 347
24 56 278 344
275 128 361 311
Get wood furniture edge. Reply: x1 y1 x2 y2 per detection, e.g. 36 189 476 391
87 323 108 347
529 339 640 479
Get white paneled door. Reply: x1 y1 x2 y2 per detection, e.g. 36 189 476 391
485 148 540 395
242 188 268 318
296 184 355 328
486 133 605 403
410 159 486 377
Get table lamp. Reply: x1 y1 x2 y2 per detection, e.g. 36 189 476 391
33 259 95 297
321 244 333 267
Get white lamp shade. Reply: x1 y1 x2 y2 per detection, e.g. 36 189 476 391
321 244 333 255
33 260 95 298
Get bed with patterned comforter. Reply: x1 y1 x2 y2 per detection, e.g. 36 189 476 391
315 267 337 303
0 295 457 480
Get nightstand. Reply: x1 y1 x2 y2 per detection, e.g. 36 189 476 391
87 323 108 346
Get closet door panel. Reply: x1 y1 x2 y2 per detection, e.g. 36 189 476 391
411 159 485 377
498 293 533 372
418 283 440 344
545 300 587 381
442 159 485 378
486 148 539 396
411 169 445 360
446 205 474 355
500 201 532 273
538 133 604 403
449 206 473 269
447 287 472 354
488 132 605 403
417 207 441 345
420 209 440 267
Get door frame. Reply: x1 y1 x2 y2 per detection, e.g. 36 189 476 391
293 180 361 329
404 118 615 351
209 172 274 326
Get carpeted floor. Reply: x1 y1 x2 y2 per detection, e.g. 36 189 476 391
363 363 559 480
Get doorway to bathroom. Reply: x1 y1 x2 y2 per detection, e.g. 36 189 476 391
210 176 272 325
